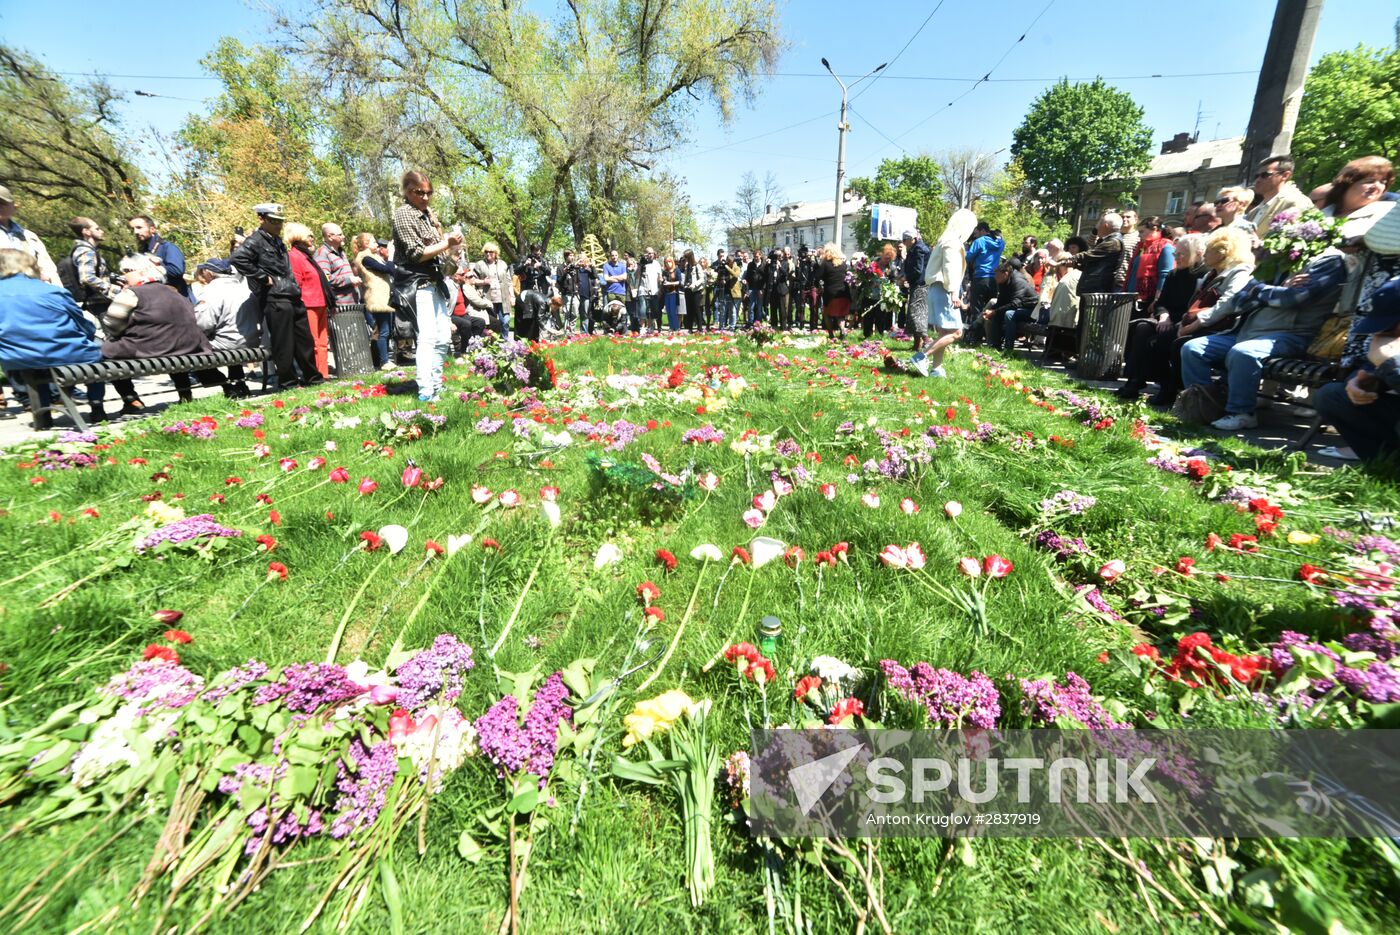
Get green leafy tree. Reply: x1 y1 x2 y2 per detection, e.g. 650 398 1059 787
973 159 1070 256
0 46 145 257
1293 44 1400 189
847 155 947 255
285 0 782 259
708 171 783 255
1010 79 1152 228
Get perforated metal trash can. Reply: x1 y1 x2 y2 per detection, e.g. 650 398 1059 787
328 303 375 377
1076 293 1138 380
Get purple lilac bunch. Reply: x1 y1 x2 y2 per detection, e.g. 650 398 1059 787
1034 529 1089 562
218 759 284 796
1039 490 1097 516
1019 672 1125 729
880 660 1001 729
775 437 801 459
474 672 573 782
234 412 264 429
475 416 505 435
1076 585 1123 620
253 662 365 713
33 449 99 470
135 515 243 553
247 807 324 852
162 419 217 439
57 430 98 444
681 425 726 444
329 740 399 838
204 660 270 704
102 659 204 712
394 634 475 711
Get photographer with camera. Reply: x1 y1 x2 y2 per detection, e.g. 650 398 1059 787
514 243 552 342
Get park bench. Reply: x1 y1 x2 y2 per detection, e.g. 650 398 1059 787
19 346 270 432
1260 355 1341 451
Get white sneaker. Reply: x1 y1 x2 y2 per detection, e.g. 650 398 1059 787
1211 413 1258 431
1318 445 1359 461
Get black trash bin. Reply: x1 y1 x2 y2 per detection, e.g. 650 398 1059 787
1076 292 1138 380
327 303 375 377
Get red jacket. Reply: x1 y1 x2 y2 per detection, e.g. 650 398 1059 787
1134 232 1170 305
290 246 331 309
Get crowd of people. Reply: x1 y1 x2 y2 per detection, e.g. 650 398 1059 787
1 153 1398 461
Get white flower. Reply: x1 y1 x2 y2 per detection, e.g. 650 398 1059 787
540 501 561 529
379 524 409 554
750 536 786 568
541 430 573 448
811 655 859 684
593 542 624 570
332 416 362 430
447 534 473 556
691 543 723 562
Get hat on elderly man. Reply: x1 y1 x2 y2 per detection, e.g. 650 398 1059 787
197 257 233 275
253 202 285 221
1352 276 1400 335
0 185 13 205
900 229 918 241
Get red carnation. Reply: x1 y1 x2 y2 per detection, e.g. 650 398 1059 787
793 674 822 702
255 534 277 552
163 629 193 644
1297 563 1326 584
636 581 661 605
655 549 678 572
143 644 179 664
267 561 288 581
360 531 384 551
828 697 865 724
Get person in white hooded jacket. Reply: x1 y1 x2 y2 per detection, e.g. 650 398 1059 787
193 257 260 397
919 208 979 377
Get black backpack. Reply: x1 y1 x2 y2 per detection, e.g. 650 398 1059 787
56 246 83 302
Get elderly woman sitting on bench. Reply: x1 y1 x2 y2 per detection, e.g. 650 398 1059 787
0 247 108 425
102 253 224 415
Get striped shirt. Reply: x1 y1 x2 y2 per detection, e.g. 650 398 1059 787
391 202 446 278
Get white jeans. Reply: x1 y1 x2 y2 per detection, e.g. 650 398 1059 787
415 283 452 397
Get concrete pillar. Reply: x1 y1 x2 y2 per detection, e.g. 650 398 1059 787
1240 0 1324 181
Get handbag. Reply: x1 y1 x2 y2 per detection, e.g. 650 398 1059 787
1306 313 1353 361
1171 383 1227 425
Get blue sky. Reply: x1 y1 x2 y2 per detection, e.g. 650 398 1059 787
3 0 1385 234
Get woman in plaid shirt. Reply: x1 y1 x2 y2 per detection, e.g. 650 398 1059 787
391 170 464 402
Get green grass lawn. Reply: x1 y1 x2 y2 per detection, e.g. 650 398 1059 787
0 333 1397 934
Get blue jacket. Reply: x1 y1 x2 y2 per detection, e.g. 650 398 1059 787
0 275 102 370
144 234 189 297
965 235 1005 278
902 239 931 286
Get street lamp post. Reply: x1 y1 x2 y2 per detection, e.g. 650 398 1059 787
962 148 1006 209
821 58 885 255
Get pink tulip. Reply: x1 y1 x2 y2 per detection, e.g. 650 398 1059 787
879 544 908 568
944 501 963 518
983 554 1014 578
329 467 350 483
900 498 919 515
698 472 720 491
820 483 837 500
151 609 184 624
742 508 766 529
753 490 777 512
388 708 415 742
958 557 981 577
861 492 881 509
401 465 423 488
369 684 399 705
471 485 493 504
539 485 559 502
278 457 298 472
307 456 326 470
772 477 793 497
498 489 521 507
1098 560 1125 583
358 478 378 495
905 542 927 570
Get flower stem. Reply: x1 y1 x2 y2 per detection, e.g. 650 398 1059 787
489 551 545 658
637 562 708 693
324 549 385 663
701 568 755 672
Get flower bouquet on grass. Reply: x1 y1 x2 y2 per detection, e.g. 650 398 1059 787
0 634 479 933
747 321 776 346
462 335 556 394
612 691 720 908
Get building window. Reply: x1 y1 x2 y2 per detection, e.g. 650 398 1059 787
783 230 791 247
818 226 826 243
1085 201 1101 222
1166 190 1185 215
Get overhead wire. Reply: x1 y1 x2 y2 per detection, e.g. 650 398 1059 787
848 0 949 103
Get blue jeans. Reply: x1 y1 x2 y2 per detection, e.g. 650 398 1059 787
492 302 509 339
663 292 680 331
715 296 735 330
1180 331 1310 414
747 288 764 325
364 310 391 366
